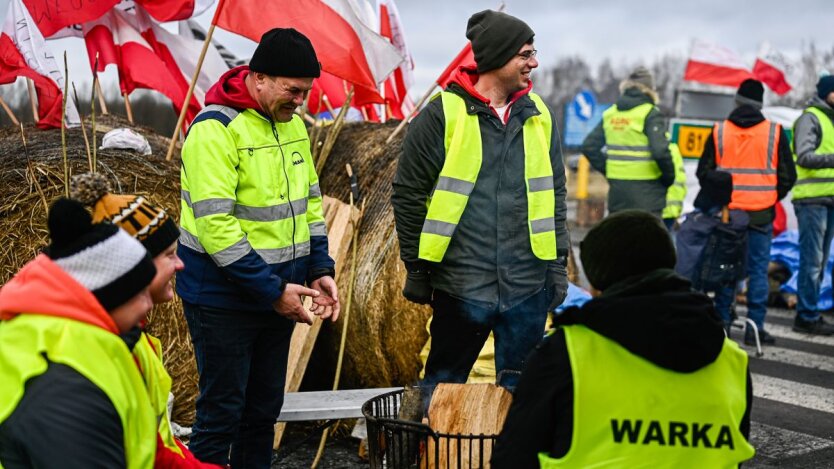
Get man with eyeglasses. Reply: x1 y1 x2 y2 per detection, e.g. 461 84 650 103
177 28 338 468
393 10 569 389
582 66 676 217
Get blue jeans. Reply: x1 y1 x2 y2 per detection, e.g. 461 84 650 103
714 223 773 329
422 288 549 390
796 204 834 321
184 303 294 468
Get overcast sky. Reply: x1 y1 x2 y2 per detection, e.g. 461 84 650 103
3 0 833 100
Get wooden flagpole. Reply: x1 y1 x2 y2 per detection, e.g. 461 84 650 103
166 0 226 161
123 92 134 124
95 80 108 114
0 95 19 125
26 78 38 123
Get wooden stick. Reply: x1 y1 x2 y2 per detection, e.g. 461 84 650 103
166 22 219 161
91 53 100 172
123 92 134 124
0 95 19 125
20 124 48 212
322 95 336 116
61 52 69 197
72 82 93 172
315 87 353 175
27 78 39 123
95 80 108 114
385 82 435 144
311 179 363 469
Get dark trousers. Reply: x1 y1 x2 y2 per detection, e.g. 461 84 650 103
183 303 294 468
422 289 549 389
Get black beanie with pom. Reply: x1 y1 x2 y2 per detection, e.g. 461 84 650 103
45 198 156 312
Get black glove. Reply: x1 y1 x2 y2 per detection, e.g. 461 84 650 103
403 267 432 305
546 258 569 312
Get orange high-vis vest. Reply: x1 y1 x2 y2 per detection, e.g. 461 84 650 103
714 120 780 211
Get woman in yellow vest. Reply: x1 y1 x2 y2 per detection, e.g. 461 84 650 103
0 198 158 468
493 211 754 469
70 173 223 469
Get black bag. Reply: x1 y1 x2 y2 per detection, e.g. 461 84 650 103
695 214 749 292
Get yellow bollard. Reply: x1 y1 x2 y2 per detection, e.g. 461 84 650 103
576 155 590 200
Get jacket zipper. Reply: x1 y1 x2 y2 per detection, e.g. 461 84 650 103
272 122 297 280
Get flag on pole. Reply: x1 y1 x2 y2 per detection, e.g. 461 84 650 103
307 71 383 119
437 42 475 89
214 0 404 98
753 42 797 96
1 0 79 128
135 0 215 22
21 0 120 37
378 0 413 119
82 6 201 123
684 39 753 88
180 19 244 69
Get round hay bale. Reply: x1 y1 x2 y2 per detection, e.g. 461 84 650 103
0 117 198 425
303 121 431 391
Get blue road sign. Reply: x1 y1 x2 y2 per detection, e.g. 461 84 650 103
572 90 596 122
564 90 610 147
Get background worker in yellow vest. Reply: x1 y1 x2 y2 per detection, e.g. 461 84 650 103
393 10 569 389
70 174 223 468
493 210 754 469
177 29 339 468
582 67 676 216
663 139 687 232
791 75 834 336
697 79 796 346
0 198 159 468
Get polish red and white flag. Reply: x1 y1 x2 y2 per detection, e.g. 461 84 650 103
214 0 404 99
378 0 413 120
437 42 475 89
753 42 797 96
135 0 215 22
684 39 753 88
0 0 79 128
82 6 201 123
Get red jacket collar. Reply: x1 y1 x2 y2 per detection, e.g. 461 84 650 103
205 65 262 111
446 66 534 112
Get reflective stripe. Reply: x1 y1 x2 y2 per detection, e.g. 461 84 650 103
717 122 724 157
607 155 655 161
309 221 327 237
179 229 204 252
435 176 475 196
256 241 310 264
181 190 192 207
607 144 650 152
528 176 554 192
531 217 555 234
673 182 686 188
422 219 456 237
767 123 777 170
212 236 252 267
192 198 235 218
795 177 834 185
309 183 322 198
667 201 683 207
717 167 777 175
235 199 308 222
734 185 777 191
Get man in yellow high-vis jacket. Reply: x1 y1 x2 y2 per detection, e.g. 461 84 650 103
393 10 569 389
582 67 675 216
494 211 754 468
177 29 338 468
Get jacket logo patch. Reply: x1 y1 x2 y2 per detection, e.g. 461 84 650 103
611 419 735 449
292 151 305 166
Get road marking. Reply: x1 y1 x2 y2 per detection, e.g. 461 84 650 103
752 374 834 414
743 346 834 374
750 422 834 459
765 323 834 346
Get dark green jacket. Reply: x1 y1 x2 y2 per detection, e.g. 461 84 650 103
392 82 569 312
582 88 675 214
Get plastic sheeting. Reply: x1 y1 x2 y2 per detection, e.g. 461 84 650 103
771 230 834 310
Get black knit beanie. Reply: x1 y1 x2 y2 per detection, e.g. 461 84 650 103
466 10 534 73
580 210 676 291
735 78 764 109
45 198 156 312
249 28 321 78
817 75 834 101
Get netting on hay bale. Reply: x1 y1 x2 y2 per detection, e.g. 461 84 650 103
0 116 198 425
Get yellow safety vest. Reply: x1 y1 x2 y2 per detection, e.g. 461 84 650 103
603 103 662 180
539 325 755 468
133 332 183 457
0 315 157 469
793 106 834 200
418 91 557 262
663 141 687 219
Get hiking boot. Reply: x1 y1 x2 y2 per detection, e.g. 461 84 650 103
793 316 834 336
744 328 775 346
